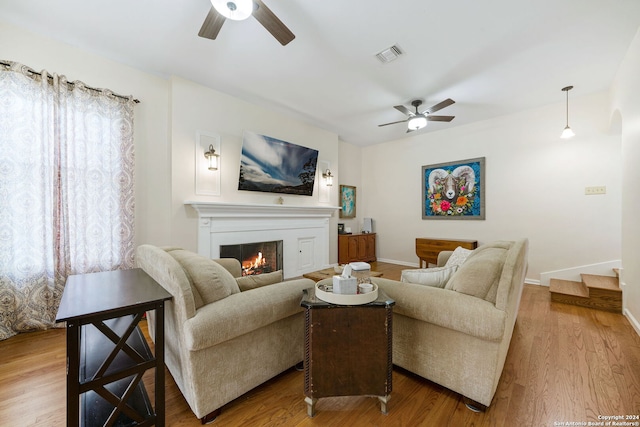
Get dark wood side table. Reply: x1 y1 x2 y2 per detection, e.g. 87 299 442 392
56 268 172 427
300 287 395 417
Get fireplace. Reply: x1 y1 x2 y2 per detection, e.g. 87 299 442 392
186 202 340 279
220 240 283 276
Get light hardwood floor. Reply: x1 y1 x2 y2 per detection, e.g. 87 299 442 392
1 262 639 426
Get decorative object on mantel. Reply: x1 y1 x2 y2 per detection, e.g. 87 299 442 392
422 157 485 220
195 131 221 196
339 185 356 218
238 131 319 197
276 197 284 205
560 85 575 139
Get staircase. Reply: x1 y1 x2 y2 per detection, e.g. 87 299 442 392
549 270 622 313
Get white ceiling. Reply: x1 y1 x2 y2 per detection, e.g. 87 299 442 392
1 0 639 146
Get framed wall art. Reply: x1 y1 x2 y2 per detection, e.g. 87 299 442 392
422 157 485 220
339 185 356 219
238 131 319 196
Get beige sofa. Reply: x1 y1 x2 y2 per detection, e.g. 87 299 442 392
371 238 528 409
135 245 315 422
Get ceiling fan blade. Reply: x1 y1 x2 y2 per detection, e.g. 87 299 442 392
423 98 455 115
198 6 226 40
427 115 455 122
378 119 409 127
393 105 414 116
253 0 295 46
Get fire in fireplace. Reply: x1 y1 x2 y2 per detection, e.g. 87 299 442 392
220 240 283 276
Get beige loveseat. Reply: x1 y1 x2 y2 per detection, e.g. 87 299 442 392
371 238 528 409
135 245 315 422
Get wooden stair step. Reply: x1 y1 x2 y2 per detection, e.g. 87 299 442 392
549 279 589 298
581 274 621 292
549 275 622 314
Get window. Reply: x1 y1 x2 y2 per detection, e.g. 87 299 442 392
0 61 136 340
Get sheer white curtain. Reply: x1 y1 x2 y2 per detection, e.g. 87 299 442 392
0 61 135 340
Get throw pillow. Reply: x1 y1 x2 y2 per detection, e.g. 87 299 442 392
236 270 284 291
445 247 507 300
444 246 474 268
167 249 240 307
400 265 458 288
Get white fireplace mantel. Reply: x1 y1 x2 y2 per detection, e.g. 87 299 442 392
185 201 340 278
186 201 340 219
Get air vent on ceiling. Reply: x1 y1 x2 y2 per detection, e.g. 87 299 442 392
375 45 404 64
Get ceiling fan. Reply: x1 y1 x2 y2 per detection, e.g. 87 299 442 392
378 98 455 132
198 0 295 46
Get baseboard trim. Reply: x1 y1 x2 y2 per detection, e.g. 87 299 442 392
539 260 621 287
376 258 419 268
624 308 640 338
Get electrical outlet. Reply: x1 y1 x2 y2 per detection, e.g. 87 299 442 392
585 186 606 195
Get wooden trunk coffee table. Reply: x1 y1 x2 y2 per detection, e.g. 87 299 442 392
303 267 383 282
300 285 394 417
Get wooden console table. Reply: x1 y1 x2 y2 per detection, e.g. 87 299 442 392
56 268 172 427
301 287 394 417
338 233 376 264
416 238 478 267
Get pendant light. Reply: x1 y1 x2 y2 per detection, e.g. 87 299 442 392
561 85 575 139
211 0 253 21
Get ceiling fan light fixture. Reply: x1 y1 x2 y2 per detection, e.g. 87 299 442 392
408 115 427 130
211 0 253 20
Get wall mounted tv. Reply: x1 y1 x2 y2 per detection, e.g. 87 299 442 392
238 131 319 196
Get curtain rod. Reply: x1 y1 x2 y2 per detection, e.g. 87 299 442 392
0 60 140 104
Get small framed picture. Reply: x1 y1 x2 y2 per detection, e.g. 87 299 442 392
339 185 356 219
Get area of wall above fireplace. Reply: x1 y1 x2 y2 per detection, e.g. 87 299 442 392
185 202 340 279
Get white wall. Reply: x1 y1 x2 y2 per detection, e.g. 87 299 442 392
0 23 342 261
169 76 341 259
611 28 640 332
0 22 172 247
338 140 363 234
359 91 622 282
2 21 630 289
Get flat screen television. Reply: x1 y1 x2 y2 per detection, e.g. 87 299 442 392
238 131 319 196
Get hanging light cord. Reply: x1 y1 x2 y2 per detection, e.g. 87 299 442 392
562 85 573 126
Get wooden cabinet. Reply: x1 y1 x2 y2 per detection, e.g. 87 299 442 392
415 238 478 267
338 233 376 264
56 269 172 427
301 287 394 416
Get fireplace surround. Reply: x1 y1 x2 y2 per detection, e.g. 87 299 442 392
186 202 340 279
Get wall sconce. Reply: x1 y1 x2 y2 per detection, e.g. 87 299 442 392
204 144 220 170
322 169 333 186
561 85 575 139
